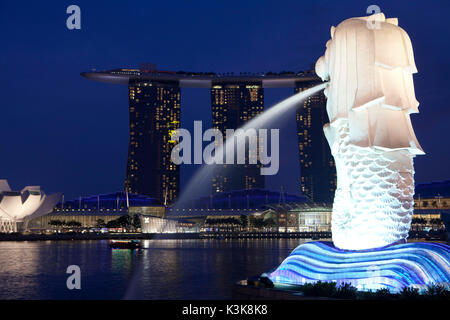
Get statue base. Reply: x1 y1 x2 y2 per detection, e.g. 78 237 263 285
269 241 450 293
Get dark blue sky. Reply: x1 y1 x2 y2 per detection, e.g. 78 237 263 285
0 0 449 200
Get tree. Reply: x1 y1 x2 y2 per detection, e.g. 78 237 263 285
106 215 132 229
117 215 131 227
250 216 266 230
49 220 65 227
132 215 141 230
240 215 248 229
106 219 119 228
95 219 105 228
66 220 82 227
263 212 277 229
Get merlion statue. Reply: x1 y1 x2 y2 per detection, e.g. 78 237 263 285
315 13 424 250
268 13 448 292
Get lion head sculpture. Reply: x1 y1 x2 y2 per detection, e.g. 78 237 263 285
316 12 424 156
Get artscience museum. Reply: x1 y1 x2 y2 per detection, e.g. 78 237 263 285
0 180 60 232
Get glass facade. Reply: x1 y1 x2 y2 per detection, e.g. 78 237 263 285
295 80 336 203
125 80 180 204
210 81 264 193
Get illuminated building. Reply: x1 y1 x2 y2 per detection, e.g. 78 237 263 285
29 192 197 233
82 67 322 201
295 80 336 203
140 215 197 233
414 180 450 210
211 81 264 193
280 204 331 232
0 180 60 232
257 202 332 233
125 76 180 204
28 192 164 229
412 180 450 232
166 189 332 233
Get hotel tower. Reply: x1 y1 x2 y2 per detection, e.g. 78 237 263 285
295 80 336 203
124 66 180 204
210 81 265 193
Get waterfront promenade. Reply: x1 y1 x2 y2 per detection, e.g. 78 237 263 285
0 230 445 241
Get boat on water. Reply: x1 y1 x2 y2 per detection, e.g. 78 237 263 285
109 240 142 249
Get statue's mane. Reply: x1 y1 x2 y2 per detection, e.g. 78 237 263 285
324 13 418 118
319 12 423 155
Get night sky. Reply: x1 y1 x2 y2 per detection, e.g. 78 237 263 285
0 0 449 200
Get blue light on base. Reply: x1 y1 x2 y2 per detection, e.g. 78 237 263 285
269 241 450 292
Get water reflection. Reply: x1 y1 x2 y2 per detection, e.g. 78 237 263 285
124 239 310 300
0 239 315 299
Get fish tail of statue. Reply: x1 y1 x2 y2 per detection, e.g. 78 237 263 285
330 121 416 250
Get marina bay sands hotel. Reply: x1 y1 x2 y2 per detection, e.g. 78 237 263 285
81 64 336 205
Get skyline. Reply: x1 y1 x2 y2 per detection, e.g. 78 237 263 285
0 2 449 304
1 1 450 200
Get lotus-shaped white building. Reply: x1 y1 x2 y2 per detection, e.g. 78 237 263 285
0 180 60 232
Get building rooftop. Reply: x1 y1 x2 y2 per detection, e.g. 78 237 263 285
81 67 322 88
55 192 163 212
174 188 307 210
